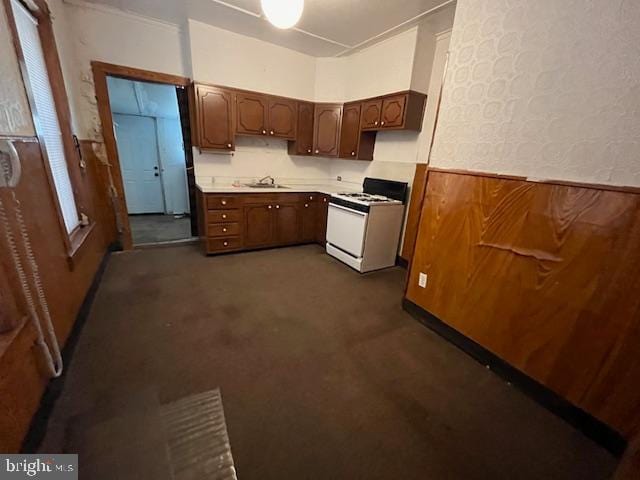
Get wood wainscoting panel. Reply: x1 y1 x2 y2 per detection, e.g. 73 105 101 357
400 163 429 262
405 169 640 438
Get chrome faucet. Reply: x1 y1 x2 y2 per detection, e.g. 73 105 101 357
258 175 275 185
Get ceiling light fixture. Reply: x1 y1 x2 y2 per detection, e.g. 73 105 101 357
260 0 304 29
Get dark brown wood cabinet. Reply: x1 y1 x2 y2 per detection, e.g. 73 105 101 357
361 99 382 130
193 82 426 154
195 85 234 150
313 103 342 157
274 202 300 244
236 92 268 136
200 191 330 254
288 101 314 155
268 97 297 139
339 102 376 160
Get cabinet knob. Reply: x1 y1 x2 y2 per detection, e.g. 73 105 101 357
323 198 327 202
374 121 378 125
222 214 227 219
270 130 274 135
223 241 228 247
275 205 280 209
381 121 385 126
351 151 355 156
262 129 266 134
307 149 312 153
304 203 309 208
227 143 232 148
221 200 227 205
315 149 319 154
268 205 272 209
309 196 314 200
223 227 227 232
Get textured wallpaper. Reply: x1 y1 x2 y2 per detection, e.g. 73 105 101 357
431 0 640 187
0 1 34 137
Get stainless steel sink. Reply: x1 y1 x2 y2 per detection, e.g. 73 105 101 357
244 183 289 189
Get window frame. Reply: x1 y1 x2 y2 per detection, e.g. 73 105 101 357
4 0 89 257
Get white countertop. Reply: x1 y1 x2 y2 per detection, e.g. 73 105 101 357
196 180 360 196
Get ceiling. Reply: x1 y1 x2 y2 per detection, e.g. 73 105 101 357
68 0 456 57
107 77 179 118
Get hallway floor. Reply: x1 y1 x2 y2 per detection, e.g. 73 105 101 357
38 245 617 479
129 214 192 245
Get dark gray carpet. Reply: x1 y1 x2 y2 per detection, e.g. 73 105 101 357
39 245 617 479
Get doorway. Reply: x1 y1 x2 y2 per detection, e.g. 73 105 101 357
92 62 197 249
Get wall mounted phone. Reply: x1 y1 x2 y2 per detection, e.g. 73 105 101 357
0 139 21 188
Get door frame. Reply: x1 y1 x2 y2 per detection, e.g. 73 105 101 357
92 61 193 250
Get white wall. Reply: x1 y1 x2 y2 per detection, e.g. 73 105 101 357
49 0 186 139
431 0 640 187
188 20 316 100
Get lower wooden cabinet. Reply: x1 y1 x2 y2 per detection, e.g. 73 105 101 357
201 192 328 255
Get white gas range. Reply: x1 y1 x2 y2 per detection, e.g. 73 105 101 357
326 178 407 273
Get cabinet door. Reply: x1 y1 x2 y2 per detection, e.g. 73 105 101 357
360 100 382 130
274 203 301 245
268 97 297 139
316 195 329 245
288 102 314 155
236 92 268 136
313 104 342 157
300 201 318 243
196 85 234 150
380 94 407 128
339 103 361 158
244 203 273 247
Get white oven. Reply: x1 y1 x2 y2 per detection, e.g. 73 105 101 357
326 203 368 258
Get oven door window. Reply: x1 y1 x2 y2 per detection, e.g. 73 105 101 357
327 204 368 258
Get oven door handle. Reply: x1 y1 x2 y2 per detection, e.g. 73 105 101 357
328 203 368 217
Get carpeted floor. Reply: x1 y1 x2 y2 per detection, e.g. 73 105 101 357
38 245 617 479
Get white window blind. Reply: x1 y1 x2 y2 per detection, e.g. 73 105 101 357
11 0 80 233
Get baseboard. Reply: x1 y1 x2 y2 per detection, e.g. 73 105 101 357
21 250 112 453
402 298 627 457
395 255 409 269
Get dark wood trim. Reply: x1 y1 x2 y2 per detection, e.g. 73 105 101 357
427 167 640 195
91 61 190 87
395 255 408 269
91 62 193 250
402 298 627 457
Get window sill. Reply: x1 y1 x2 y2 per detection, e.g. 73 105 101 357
67 221 96 270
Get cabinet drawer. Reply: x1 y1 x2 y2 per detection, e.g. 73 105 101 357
207 237 242 252
207 209 241 223
206 195 240 209
207 223 241 238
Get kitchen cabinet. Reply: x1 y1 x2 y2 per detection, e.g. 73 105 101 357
236 92 268 136
268 97 297 139
361 99 382 130
380 94 407 128
313 103 342 157
200 192 330 254
244 203 274 248
194 85 234 150
316 195 329 244
339 102 375 160
288 101 314 156
274 202 301 245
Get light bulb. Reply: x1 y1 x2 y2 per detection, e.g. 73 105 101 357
260 0 304 29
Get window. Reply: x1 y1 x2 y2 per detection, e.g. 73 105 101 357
11 0 80 233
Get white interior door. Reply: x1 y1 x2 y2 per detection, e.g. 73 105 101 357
114 113 164 214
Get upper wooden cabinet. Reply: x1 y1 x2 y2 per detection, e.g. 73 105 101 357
361 100 382 130
193 82 426 154
339 102 376 161
268 97 297 139
236 92 268 136
194 85 234 150
313 103 342 157
288 101 314 156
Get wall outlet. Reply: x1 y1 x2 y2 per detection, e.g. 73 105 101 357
336 176 342 181
418 272 428 288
